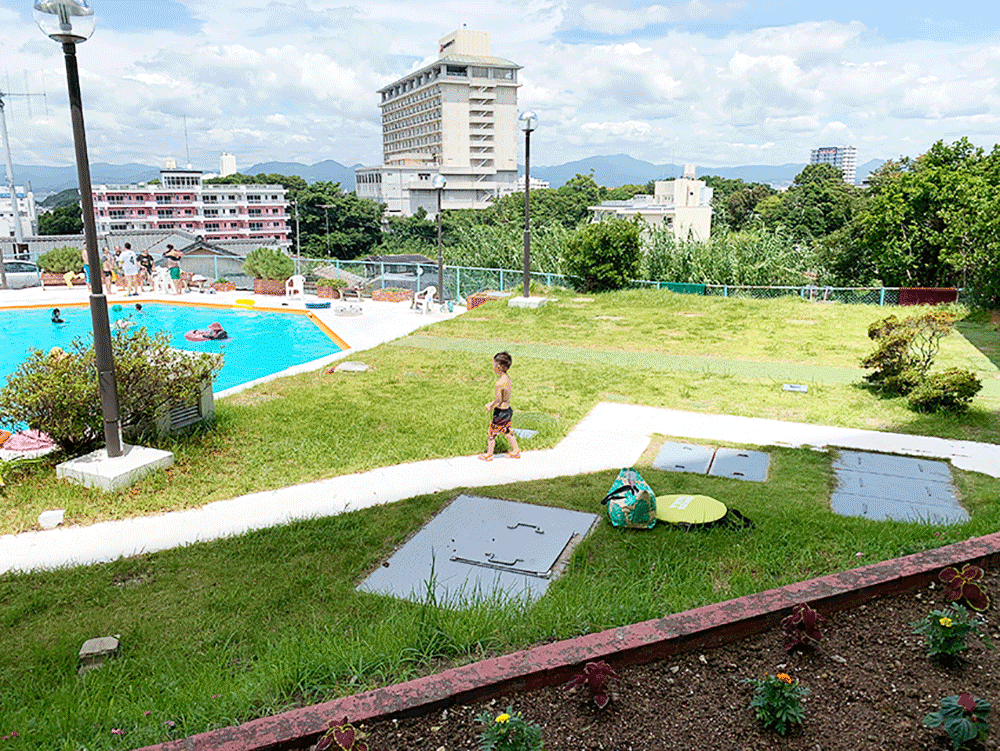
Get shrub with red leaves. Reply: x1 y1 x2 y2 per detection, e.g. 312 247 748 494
781 602 825 651
565 661 620 709
940 564 991 612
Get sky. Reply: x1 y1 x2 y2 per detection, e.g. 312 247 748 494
1 0 998 173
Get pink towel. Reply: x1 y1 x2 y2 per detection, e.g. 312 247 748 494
2 429 56 452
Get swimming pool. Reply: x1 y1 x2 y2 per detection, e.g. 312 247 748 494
0 303 344 394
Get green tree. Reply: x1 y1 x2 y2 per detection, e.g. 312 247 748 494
757 163 857 242
38 203 83 235
563 217 642 292
702 176 776 232
295 182 384 259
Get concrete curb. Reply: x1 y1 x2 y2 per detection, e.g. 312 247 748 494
133 530 1000 751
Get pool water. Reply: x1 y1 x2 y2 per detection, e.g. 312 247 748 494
0 303 343 394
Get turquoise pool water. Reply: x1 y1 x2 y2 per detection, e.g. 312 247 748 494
0 303 342 394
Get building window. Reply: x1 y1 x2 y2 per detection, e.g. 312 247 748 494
249 222 263 230
446 65 467 76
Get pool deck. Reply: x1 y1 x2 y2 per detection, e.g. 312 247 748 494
0 285 465 397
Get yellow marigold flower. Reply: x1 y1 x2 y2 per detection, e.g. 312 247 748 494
939 617 954 628
495 714 510 724
777 673 793 684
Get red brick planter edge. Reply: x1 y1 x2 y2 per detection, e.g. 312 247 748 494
134 531 1000 751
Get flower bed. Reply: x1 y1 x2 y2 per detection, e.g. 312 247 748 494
253 278 287 296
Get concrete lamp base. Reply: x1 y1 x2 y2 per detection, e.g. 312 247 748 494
507 296 548 309
56 444 175 492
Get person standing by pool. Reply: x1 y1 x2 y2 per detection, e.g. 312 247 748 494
101 247 116 293
118 243 140 296
80 247 91 292
137 247 154 291
164 244 184 295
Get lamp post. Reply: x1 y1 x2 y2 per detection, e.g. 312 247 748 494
518 111 537 298
289 197 301 256
35 0 122 457
432 173 446 304
320 203 335 258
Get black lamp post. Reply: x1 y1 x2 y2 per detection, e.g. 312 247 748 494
35 0 122 457
518 111 537 298
432 173 446 304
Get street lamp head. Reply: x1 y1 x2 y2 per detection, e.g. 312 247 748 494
431 174 446 189
34 0 95 43
518 110 538 133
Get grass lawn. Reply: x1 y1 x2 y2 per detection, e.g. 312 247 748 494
2 289 999 748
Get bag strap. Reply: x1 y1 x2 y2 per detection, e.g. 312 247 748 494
600 483 637 506
722 508 755 530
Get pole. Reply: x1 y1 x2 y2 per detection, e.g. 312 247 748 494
0 98 25 248
293 199 300 256
436 187 444 304
63 41 122 457
522 128 531 298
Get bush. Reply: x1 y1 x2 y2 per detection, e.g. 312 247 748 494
36 245 83 274
0 327 221 454
317 278 348 288
907 368 982 413
563 218 642 292
243 246 294 280
861 311 956 395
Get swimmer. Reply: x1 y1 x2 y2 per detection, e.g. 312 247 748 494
113 319 134 330
51 308 64 323
135 303 143 311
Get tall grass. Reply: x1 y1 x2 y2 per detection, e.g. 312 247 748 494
643 225 820 285
444 222 573 274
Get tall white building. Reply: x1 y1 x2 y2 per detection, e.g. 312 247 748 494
810 146 857 185
356 29 521 217
219 153 237 177
0 185 36 241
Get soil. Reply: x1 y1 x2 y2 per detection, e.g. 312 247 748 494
355 569 1000 751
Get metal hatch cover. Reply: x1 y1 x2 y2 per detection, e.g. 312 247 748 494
358 495 599 606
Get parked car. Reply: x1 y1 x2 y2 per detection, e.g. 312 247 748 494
1 260 41 289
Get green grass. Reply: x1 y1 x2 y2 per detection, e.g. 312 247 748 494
4 454 1000 750
2 291 998 534
2 289 1000 747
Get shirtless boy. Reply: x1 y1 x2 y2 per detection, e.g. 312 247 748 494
478 351 521 461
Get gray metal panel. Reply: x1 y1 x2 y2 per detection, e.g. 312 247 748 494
834 471 958 508
707 448 771 482
358 495 598 606
652 441 716 474
830 492 970 525
833 450 952 481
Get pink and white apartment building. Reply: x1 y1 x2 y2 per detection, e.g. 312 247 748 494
92 168 289 247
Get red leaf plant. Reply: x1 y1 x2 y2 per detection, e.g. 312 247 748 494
565 660 620 709
314 717 369 751
780 602 825 651
940 564 991 611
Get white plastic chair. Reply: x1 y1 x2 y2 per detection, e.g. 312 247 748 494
413 285 436 314
152 268 172 294
285 274 305 299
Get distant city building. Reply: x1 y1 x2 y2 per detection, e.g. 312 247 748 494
90 164 289 248
356 29 521 217
587 165 713 241
219 153 237 177
810 145 857 185
0 185 37 240
498 175 550 198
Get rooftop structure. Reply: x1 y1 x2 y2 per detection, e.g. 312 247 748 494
356 29 521 217
0 185 37 241
810 145 857 185
588 165 713 241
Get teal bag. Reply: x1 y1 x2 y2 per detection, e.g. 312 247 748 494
600 468 657 529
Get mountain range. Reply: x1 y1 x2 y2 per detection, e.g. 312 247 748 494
12 154 885 197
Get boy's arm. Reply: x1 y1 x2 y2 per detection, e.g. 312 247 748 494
485 381 503 411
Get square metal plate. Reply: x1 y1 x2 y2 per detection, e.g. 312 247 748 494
358 495 599 606
652 441 716 474
708 448 771 482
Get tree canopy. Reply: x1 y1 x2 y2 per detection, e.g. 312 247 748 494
38 203 83 235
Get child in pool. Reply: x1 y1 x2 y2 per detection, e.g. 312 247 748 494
478 351 521 461
51 308 64 323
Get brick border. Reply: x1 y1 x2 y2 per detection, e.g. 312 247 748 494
135 531 1000 751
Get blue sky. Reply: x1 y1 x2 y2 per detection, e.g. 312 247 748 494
1 0 998 175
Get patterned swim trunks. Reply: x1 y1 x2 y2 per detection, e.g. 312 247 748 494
489 406 513 436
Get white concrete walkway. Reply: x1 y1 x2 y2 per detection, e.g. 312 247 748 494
3 402 999 576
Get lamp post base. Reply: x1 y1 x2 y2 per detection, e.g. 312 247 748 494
56 444 174 492
507 295 548 309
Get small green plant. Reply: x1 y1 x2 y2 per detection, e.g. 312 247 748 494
911 603 993 663
317 278 349 288
565 660 620 708
314 717 369 751
213 277 230 284
780 602 825 651
941 564 991 611
242 246 295 280
923 692 991 750
907 368 982 413
36 245 83 274
744 672 809 736
476 706 544 751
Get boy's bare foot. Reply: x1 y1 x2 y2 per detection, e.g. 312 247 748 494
478 453 494 462
506 452 521 459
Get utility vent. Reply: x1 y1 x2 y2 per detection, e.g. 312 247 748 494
168 404 202 430
358 495 599 606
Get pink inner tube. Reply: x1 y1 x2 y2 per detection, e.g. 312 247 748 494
184 322 228 342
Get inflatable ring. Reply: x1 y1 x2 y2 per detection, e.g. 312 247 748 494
111 304 123 312
234 298 255 307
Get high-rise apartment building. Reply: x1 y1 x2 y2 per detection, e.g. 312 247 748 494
356 29 521 217
809 146 857 185
0 185 36 240
91 166 289 247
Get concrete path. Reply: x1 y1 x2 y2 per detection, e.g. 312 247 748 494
3 402 999 576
